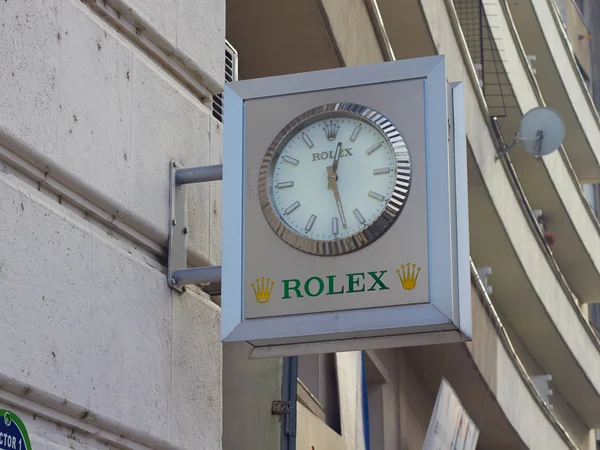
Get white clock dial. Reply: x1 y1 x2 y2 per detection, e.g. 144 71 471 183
272 117 396 240
259 103 411 256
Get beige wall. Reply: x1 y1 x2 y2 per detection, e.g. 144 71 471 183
222 343 283 450
396 350 433 449
296 403 346 449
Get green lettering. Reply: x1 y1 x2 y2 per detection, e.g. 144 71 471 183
282 279 303 299
347 272 365 293
305 277 325 297
367 271 389 291
326 275 345 295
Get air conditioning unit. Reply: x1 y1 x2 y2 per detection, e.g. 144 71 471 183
212 40 239 123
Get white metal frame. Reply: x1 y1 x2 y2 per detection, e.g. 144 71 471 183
221 56 471 357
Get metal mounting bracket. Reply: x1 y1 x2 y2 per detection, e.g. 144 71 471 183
168 160 223 294
495 131 543 161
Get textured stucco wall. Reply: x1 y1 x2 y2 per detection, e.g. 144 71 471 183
0 0 224 260
110 0 225 87
0 0 224 448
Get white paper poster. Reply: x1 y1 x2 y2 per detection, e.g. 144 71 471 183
423 378 479 450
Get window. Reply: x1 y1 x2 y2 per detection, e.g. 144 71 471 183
576 58 591 90
589 303 600 332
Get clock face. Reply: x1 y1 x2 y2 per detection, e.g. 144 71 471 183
258 102 411 256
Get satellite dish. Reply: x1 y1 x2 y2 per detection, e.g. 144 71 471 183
496 107 565 160
518 107 565 157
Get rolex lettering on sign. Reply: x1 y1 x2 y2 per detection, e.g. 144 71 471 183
222 56 471 354
247 85 430 320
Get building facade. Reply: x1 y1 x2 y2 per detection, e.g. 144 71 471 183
0 0 224 448
3 0 600 449
225 0 600 448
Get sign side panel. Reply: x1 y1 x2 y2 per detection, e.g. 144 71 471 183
229 55 445 100
446 82 459 324
451 82 472 338
224 303 452 343
425 57 454 319
221 87 245 340
248 329 466 359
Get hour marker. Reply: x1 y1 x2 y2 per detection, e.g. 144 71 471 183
283 155 299 165
366 143 382 155
306 214 317 231
285 201 301 215
332 217 339 235
276 181 294 189
353 208 366 224
350 125 362 142
373 167 391 175
302 133 314 148
368 191 385 201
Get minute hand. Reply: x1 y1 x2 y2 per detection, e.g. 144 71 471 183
332 141 342 174
327 165 347 229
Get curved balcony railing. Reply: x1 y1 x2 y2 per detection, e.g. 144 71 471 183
550 0 595 108
470 258 578 449
495 0 600 341
441 0 600 428
447 0 600 352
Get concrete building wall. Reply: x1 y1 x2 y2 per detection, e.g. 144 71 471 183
573 0 600 108
222 343 283 450
396 350 432 449
290 352 367 450
0 0 224 448
469 288 583 450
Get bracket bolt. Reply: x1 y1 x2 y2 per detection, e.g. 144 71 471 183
172 219 177 226
183 227 188 234
171 278 177 285
172 161 177 168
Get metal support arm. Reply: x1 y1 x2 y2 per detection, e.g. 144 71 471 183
168 160 223 294
173 266 222 286
175 164 223 185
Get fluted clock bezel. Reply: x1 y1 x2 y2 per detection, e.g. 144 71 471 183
258 102 412 256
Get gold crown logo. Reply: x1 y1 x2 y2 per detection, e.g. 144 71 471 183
397 263 421 290
252 277 275 304
324 121 340 141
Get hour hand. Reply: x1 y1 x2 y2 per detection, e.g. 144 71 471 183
327 165 347 229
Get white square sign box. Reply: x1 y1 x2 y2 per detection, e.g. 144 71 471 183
221 55 470 358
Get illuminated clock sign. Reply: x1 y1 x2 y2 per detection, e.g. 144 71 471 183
221 55 471 357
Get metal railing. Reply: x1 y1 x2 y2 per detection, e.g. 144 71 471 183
452 0 518 117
